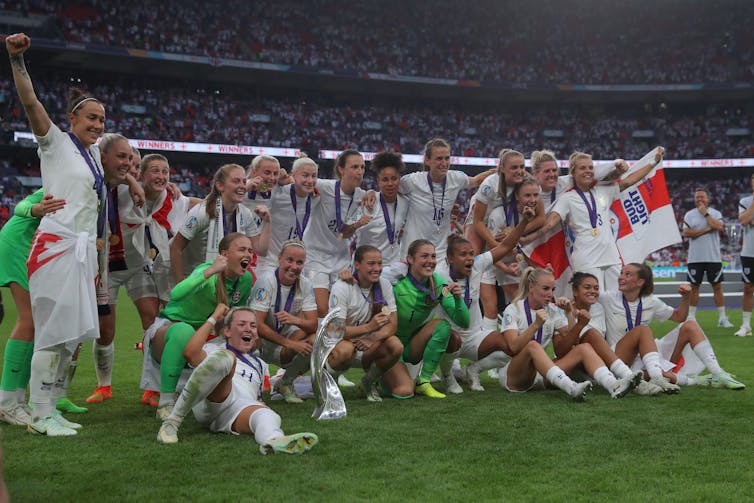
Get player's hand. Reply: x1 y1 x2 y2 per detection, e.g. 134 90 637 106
274 311 297 326
255 204 271 222
32 194 66 217
614 159 629 174
575 308 591 325
278 168 293 186
286 339 313 356
129 183 146 208
508 262 521 277
534 309 548 327
369 312 390 330
208 255 228 275
362 190 377 212
167 182 183 201
446 281 463 298
338 269 355 284
678 284 691 297
5 33 30 57
355 213 373 228
555 297 572 313
654 147 665 164
520 205 536 221
213 303 229 320
353 336 374 352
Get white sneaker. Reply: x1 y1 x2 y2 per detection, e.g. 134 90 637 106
0 404 31 426
28 416 77 436
569 381 592 401
337 374 356 388
157 419 180 444
634 380 663 396
360 376 382 402
717 317 734 328
734 325 752 337
156 403 175 420
465 365 485 392
649 376 681 394
487 368 500 380
260 432 319 455
52 410 82 429
443 372 464 394
610 371 643 399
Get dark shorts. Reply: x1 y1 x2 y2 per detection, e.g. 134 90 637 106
686 262 723 285
741 257 754 284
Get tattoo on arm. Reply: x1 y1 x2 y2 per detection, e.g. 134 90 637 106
601 169 622 182
10 56 30 80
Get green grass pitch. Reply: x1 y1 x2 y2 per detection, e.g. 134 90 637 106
2 294 754 502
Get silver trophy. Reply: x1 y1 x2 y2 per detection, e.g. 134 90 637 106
311 307 347 420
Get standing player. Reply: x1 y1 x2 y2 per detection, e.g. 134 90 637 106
249 241 319 403
736 174 754 336
355 152 408 267
156 305 318 454
682 188 732 327
170 163 270 283
328 246 403 401
400 138 494 264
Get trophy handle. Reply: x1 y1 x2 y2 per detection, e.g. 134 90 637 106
311 307 347 420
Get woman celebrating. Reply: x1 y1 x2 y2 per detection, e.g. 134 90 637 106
355 152 408 266
255 155 320 277
497 268 640 399
156 305 318 454
170 163 270 283
599 263 744 391
144 233 255 419
400 138 494 264
328 245 403 401
6 33 140 435
391 240 471 399
249 241 319 403
303 149 372 318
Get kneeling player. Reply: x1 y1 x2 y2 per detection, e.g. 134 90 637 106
157 305 318 454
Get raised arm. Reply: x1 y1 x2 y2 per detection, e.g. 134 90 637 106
617 147 665 192
183 303 229 367
6 34 51 137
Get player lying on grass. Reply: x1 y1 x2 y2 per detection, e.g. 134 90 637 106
157 305 318 454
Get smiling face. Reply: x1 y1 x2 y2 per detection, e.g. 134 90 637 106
101 139 132 185
407 243 437 281
694 190 709 208
572 275 599 307
292 164 317 195
222 236 253 278
218 166 247 205
426 146 451 181
354 250 383 287
528 272 556 308
501 154 526 185
618 264 643 295
377 166 400 202
253 159 280 190
571 157 594 190
447 242 475 279
277 245 306 286
516 181 541 212
224 309 258 353
69 101 106 148
534 160 559 191
141 158 170 198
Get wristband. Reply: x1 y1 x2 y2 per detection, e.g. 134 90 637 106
206 316 217 326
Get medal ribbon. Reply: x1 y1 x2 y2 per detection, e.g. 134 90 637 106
380 194 397 245
334 180 354 233
427 173 447 227
274 268 297 332
68 132 106 237
574 187 598 232
449 268 471 308
523 298 544 344
225 343 264 397
353 271 386 306
622 295 643 331
407 272 438 303
290 185 312 239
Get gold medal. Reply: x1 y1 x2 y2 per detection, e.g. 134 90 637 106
515 253 524 262
337 232 343 240
148 248 157 260
381 306 390 315
592 228 598 236
441 285 450 297
96 238 105 251
109 234 120 246
258 183 269 192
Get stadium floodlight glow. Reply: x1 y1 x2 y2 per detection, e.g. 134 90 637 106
11 131 754 168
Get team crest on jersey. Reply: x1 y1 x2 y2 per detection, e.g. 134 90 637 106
689 268 696 276
481 185 491 196
186 216 197 229
329 296 338 308
256 288 266 301
503 312 512 326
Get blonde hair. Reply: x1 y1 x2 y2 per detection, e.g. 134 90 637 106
497 148 524 201
291 154 318 174
513 267 554 304
568 151 592 175
278 239 307 297
99 133 129 153
530 150 558 173
247 155 280 176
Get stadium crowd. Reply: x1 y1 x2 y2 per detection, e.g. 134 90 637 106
12 0 754 85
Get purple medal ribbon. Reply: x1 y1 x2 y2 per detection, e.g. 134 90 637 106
247 190 271 200
550 187 557 204
407 272 438 303
353 271 386 306
523 298 544 344
274 268 297 332
290 185 312 239
449 268 471 309
574 187 598 233
68 132 106 237
622 295 643 331
502 192 519 226
225 343 264 397
379 194 397 245
427 173 447 226
222 206 238 236
334 180 354 234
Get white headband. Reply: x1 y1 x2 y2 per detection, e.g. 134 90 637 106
71 97 99 113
